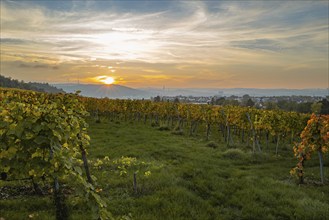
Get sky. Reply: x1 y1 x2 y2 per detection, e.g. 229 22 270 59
0 0 328 89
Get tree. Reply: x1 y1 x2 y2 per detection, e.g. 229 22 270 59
311 102 322 114
265 102 278 110
320 99 329 114
153 95 161 102
216 97 226 105
296 102 312 113
224 99 239 106
246 98 255 107
211 97 226 105
242 94 252 106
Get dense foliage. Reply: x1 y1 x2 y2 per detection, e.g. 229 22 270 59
0 88 112 219
80 97 310 150
291 114 329 183
0 74 64 93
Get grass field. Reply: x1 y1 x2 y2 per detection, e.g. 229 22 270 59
1 117 329 220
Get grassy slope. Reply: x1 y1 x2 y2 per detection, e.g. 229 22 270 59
88 119 329 220
1 118 329 220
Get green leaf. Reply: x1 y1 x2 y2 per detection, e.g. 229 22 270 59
52 130 62 141
31 150 43 158
0 129 6 136
29 169 36 177
63 142 69 149
24 131 35 140
3 166 10 172
34 136 49 145
74 166 82 175
0 146 17 159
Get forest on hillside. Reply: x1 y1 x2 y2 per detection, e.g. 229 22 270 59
0 74 64 94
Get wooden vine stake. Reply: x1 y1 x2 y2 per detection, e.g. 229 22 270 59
54 177 68 220
221 110 233 147
246 113 257 153
78 133 93 184
133 172 138 194
318 151 324 184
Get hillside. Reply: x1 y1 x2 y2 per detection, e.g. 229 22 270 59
0 75 64 93
55 83 151 98
0 88 328 219
1 118 328 219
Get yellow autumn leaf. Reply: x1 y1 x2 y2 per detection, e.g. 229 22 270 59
28 170 35 177
63 143 69 148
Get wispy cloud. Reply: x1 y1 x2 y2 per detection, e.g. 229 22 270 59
0 0 328 88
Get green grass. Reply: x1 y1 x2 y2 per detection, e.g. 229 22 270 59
1 118 329 219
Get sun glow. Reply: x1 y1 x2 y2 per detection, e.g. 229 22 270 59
97 76 115 85
103 77 115 84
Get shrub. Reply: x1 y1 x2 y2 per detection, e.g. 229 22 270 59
172 130 184 135
158 126 170 131
205 141 219 149
222 149 246 160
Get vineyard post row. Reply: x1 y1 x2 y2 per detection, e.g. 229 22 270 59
80 97 328 184
80 97 309 151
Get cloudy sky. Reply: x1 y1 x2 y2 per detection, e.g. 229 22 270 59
0 0 328 88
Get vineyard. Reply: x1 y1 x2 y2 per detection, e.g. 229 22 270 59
1 88 328 219
81 97 310 150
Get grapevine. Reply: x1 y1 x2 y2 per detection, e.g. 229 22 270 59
79 96 310 154
0 88 113 219
291 114 329 184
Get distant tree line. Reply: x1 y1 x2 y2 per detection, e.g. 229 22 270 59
157 94 328 115
211 94 329 114
0 74 64 94
211 94 254 107
265 99 329 114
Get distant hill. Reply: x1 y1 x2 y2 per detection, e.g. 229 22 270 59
141 87 328 97
55 83 328 99
0 75 64 93
55 83 151 99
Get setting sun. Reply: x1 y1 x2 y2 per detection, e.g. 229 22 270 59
103 76 115 85
97 76 115 85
